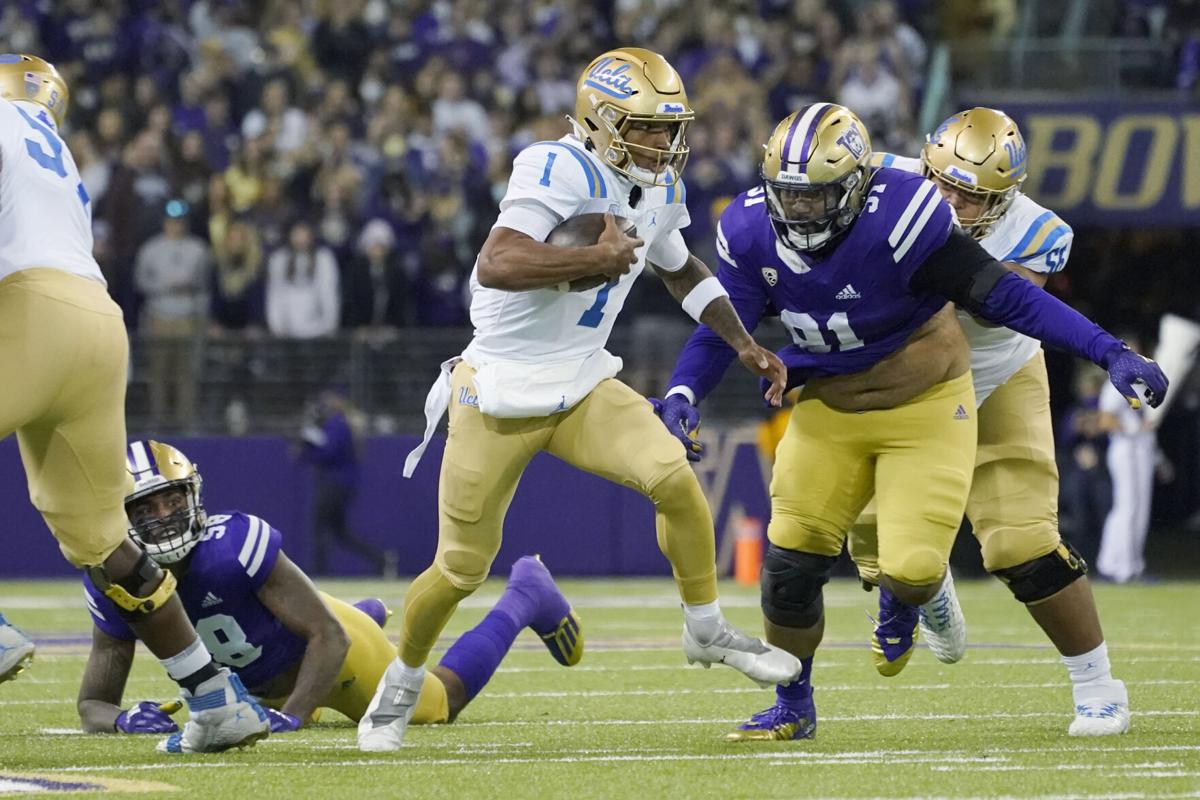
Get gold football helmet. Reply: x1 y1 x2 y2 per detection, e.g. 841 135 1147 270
125 440 207 564
0 54 69 126
921 107 1027 238
761 103 873 251
570 47 693 187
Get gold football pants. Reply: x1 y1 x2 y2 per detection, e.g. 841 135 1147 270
0 269 131 567
850 351 1061 582
399 361 716 667
770 371 977 587
259 594 450 724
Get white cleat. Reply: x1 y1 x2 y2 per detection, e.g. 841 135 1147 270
357 658 424 752
682 619 802 688
1069 678 1131 736
157 668 269 753
918 568 967 664
0 622 36 683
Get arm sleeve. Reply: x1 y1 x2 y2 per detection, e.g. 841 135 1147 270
83 580 137 642
666 220 770 403
491 143 598 241
229 514 284 591
911 230 1123 367
646 228 689 273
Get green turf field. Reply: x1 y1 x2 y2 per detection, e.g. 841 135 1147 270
1 576 1197 799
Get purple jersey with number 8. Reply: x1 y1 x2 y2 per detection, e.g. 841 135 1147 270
83 511 306 690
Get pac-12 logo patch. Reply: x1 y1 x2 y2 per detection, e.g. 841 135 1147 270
762 267 779 286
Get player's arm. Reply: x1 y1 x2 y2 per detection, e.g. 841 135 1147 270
911 227 1168 408
254 551 350 726
77 626 135 732
652 251 785 404
476 214 642 291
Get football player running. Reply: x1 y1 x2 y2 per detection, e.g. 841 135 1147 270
79 441 581 738
363 47 800 752
0 55 266 752
845 108 1131 735
657 103 1166 742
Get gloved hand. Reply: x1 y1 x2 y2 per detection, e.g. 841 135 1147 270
650 394 703 462
115 700 181 734
1103 345 1168 410
265 707 303 733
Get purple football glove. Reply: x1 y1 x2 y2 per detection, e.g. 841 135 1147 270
114 700 180 734
1103 345 1168 409
265 707 303 733
650 394 703 462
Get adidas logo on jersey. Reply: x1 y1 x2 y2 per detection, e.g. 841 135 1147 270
953 405 970 421
201 592 223 608
835 284 861 300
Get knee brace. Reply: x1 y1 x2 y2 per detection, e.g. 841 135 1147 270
990 541 1087 604
87 550 177 615
760 545 837 629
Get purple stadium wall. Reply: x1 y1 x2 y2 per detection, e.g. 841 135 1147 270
0 433 771 578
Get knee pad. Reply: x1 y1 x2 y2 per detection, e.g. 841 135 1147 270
990 541 1087 604
760 545 837 629
87 550 177 615
437 547 493 590
884 546 946 588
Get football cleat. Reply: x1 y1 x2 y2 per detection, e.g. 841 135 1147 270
682 618 802 687
357 657 424 752
508 555 582 667
871 586 919 677
918 568 966 664
0 620 35 684
726 695 817 741
156 668 269 753
1069 678 1131 737
354 598 392 630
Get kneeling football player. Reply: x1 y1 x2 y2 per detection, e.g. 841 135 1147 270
77 441 581 737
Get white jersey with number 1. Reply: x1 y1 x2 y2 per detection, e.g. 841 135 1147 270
464 133 691 366
0 98 102 285
876 154 1073 405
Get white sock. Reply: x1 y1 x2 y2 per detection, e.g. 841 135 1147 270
683 600 722 643
160 637 214 682
394 658 426 685
1062 641 1113 686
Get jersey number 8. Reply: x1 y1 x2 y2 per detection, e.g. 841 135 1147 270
196 614 263 669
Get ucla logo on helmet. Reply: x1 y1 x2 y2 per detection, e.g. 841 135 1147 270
657 102 685 113
584 57 635 98
836 123 867 160
761 267 779 286
1003 138 1028 176
930 117 953 145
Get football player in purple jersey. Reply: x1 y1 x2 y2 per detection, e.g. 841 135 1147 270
656 103 1166 741
78 441 581 738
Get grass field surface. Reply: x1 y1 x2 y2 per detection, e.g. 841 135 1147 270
1 576 1197 799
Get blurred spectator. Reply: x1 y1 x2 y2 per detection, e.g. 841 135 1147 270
266 220 340 339
299 387 388 575
210 218 265 331
835 41 913 151
1058 365 1113 567
343 219 411 332
312 2 372 87
241 77 310 157
134 200 211 431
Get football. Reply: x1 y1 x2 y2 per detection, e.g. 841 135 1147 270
546 213 637 292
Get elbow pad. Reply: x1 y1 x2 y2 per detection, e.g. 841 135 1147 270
910 227 1009 314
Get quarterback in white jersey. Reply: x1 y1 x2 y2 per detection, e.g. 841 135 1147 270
853 107 1131 736
361 48 799 753
0 54 270 754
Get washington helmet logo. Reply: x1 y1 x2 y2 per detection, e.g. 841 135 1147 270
836 123 867 160
762 267 779 286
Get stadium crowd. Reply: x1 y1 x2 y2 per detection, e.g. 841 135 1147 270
1 0 940 336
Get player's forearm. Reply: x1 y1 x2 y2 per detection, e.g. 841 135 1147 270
78 699 123 733
476 239 614 291
657 257 754 352
666 326 740 404
979 272 1123 367
280 626 350 722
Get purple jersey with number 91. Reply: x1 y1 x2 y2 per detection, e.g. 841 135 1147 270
669 167 956 400
83 511 306 691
